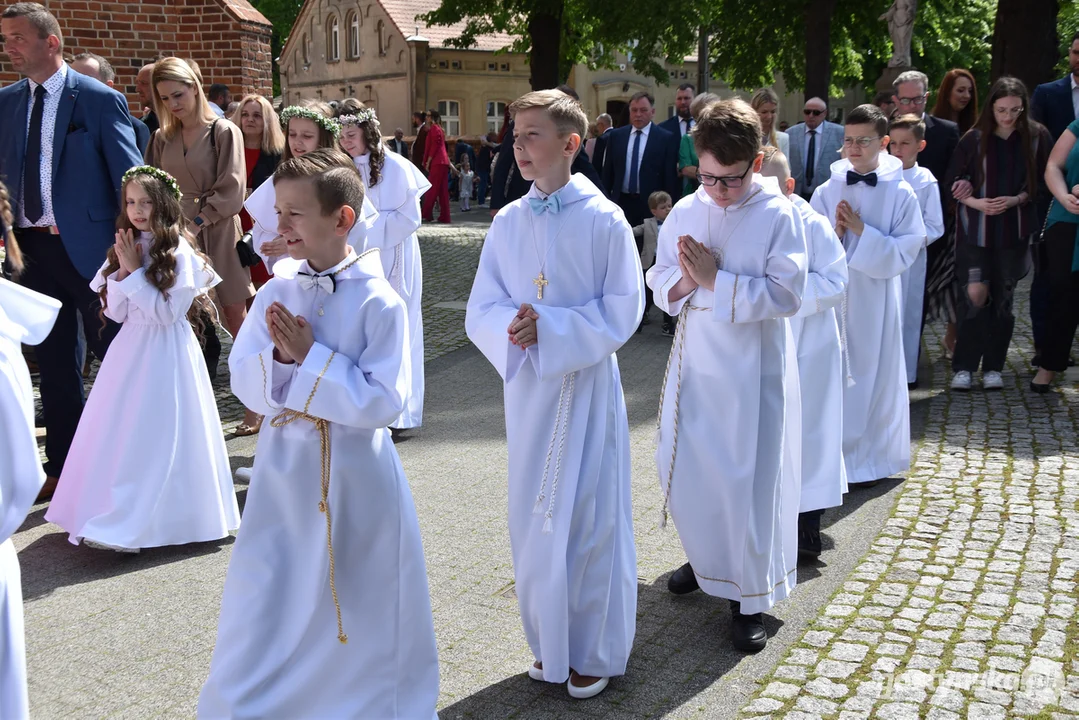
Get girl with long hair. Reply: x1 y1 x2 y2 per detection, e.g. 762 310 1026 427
45 167 240 552
232 94 284 288
944 76 1050 391
338 109 431 432
931 68 979 134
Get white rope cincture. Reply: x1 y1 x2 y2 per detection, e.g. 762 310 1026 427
840 289 856 388
533 371 576 534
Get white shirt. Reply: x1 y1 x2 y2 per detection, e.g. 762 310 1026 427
622 123 651 194
1070 75 1079 121
18 64 67 228
209 101 226 118
677 116 694 137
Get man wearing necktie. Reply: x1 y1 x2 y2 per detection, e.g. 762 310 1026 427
788 97 844 201
600 91 679 230
0 3 142 496
659 83 696 139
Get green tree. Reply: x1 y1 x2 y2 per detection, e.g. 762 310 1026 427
251 0 305 96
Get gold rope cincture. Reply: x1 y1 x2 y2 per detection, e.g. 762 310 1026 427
533 371 576 534
269 351 349 644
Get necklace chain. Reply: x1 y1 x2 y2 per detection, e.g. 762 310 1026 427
705 185 763 268
527 192 574 299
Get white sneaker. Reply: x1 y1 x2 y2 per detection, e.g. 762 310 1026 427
567 675 609 699
982 371 1004 390
950 371 972 391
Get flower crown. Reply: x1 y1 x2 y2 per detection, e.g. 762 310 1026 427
122 166 182 200
279 106 341 138
337 108 377 127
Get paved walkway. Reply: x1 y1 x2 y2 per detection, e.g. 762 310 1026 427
15 212 1079 718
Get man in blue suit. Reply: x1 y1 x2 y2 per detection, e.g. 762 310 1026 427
1 2 142 494
71 52 150 154
600 91 679 228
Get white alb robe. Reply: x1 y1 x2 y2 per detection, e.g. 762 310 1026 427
355 150 431 429
465 174 643 683
245 174 379 274
46 234 239 549
789 193 849 513
0 279 60 720
647 179 807 615
899 163 944 383
200 249 439 719
810 154 925 484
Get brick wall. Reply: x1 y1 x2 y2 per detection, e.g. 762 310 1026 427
0 0 273 113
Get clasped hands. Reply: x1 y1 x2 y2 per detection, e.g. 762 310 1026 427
951 179 1022 216
508 303 539 350
267 301 314 365
114 228 142 280
677 235 718 291
834 201 864 238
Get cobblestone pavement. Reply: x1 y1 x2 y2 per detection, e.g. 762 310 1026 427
737 298 1079 719
15 209 1079 719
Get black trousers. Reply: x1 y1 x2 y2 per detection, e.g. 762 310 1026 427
14 230 120 477
952 242 1027 373
1039 221 1079 372
617 193 645 229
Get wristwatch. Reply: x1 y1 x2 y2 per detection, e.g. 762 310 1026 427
194 216 204 227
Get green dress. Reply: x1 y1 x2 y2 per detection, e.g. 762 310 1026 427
678 133 698 197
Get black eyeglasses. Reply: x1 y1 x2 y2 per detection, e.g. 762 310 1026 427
804 109 825 117
697 162 753 189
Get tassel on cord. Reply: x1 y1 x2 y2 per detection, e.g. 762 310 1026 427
542 513 554 535
532 494 545 515
840 290 856 388
535 373 575 535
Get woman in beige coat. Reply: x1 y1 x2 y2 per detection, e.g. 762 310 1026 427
146 58 252 333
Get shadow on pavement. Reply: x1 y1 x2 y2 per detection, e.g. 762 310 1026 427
439 575 783 719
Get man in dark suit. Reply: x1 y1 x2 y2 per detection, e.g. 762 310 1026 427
135 62 158 136
70 52 149 154
489 85 604 213
658 83 695 139
591 112 613 175
1029 33 1079 361
0 3 142 494
410 111 428 171
600 91 679 227
387 127 409 156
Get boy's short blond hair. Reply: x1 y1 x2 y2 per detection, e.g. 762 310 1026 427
759 145 791 183
509 90 588 141
274 147 366 219
889 113 926 142
648 190 672 210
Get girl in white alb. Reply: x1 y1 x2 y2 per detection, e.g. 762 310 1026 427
45 167 240 552
339 108 431 430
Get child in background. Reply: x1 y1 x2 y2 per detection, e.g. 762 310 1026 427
632 190 672 333
888 114 944 388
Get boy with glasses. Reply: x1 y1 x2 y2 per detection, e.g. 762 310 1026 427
810 104 925 489
646 99 807 653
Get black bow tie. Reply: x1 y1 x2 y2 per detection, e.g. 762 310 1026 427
847 171 878 187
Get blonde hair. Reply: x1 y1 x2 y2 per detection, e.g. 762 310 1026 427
759 145 791 182
232 94 286 155
151 57 218 139
690 92 721 122
750 88 781 148
0 180 21 276
509 89 587 142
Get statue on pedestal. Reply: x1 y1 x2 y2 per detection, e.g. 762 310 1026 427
880 0 918 68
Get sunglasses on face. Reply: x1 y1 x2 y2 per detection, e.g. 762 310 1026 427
804 109 825 117
697 162 753 189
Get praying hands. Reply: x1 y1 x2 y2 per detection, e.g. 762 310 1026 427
114 229 142 280
677 235 718 292
836 201 864 237
268 302 314 365
508 303 540 350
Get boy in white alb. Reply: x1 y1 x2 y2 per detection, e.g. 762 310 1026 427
466 90 643 699
647 100 807 652
888 114 945 387
759 147 848 559
199 149 439 719
810 104 925 487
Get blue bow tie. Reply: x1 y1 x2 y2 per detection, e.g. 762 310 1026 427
528 194 562 215
846 171 878 187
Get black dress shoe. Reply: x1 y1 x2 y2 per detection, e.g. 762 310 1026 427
907 380 918 391
798 511 822 559
1029 379 1051 394
667 563 700 594
35 411 45 429
729 602 767 652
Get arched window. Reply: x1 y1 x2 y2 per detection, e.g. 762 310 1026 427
347 11 360 58
327 15 340 62
377 20 385 56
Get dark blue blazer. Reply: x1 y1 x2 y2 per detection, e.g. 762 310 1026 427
0 68 142 278
600 123 679 202
488 120 605 209
130 114 150 156
1031 76 1076 142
